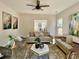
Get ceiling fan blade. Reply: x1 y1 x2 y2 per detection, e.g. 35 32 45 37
26 4 35 7
32 8 36 10
40 8 43 11
40 5 49 7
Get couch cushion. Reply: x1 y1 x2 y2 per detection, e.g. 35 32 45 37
16 36 23 41
73 36 79 44
56 39 73 54
0 53 3 58
57 39 72 49
66 35 73 44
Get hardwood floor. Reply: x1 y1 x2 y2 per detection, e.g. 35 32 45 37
6 43 65 59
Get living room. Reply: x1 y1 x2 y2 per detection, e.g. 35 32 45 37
0 0 79 59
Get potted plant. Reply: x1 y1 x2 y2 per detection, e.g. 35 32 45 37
34 37 44 49
7 35 14 48
34 37 41 49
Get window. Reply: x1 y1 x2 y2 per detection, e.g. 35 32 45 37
34 20 47 32
57 18 63 35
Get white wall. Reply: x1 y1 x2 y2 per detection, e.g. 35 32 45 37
47 15 56 35
19 13 56 36
0 2 19 46
57 2 79 35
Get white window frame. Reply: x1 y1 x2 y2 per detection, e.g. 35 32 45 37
34 20 47 32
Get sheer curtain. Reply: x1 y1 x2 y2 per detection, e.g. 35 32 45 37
57 18 63 35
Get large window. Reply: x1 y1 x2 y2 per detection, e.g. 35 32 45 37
34 20 47 32
57 18 63 35
69 13 79 36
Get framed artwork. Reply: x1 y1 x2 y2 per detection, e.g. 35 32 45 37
12 16 18 29
2 12 12 29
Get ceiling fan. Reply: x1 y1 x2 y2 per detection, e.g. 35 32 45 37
26 0 49 10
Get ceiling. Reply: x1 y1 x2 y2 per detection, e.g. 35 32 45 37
0 0 79 15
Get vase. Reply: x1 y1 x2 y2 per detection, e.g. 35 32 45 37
35 44 40 49
40 43 44 49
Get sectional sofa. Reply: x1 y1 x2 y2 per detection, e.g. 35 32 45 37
55 35 79 59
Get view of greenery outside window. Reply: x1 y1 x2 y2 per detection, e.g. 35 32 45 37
69 13 79 36
34 20 47 32
57 18 63 35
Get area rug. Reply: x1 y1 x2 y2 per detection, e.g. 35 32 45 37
24 45 65 59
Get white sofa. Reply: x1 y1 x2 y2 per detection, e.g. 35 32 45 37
72 36 79 44
56 35 79 59
26 36 52 44
56 39 73 54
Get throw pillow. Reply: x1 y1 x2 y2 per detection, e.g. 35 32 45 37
0 53 3 58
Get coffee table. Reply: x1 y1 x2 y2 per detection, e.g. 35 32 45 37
30 44 49 59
